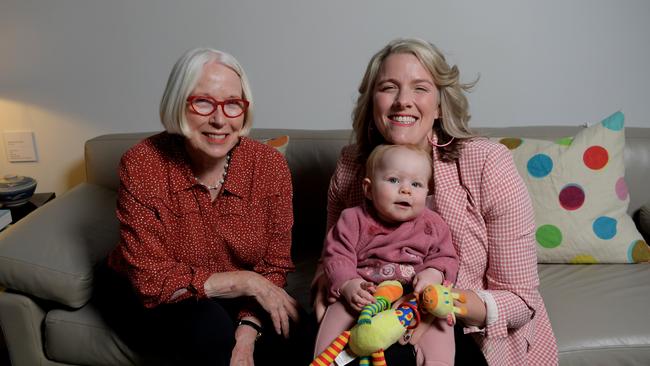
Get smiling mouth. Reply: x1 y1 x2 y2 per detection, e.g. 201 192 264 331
204 132 228 142
389 115 417 126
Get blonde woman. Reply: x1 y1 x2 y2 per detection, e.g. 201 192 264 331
312 38 558 365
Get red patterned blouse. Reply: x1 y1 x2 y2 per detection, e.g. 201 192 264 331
108 133 294 319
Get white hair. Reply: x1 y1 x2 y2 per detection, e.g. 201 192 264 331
159 48 254 137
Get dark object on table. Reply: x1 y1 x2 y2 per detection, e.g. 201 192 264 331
0 175 37 208
8 192 55 224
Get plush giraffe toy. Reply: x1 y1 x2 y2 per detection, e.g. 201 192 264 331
311 281 467 366
311 281 417 366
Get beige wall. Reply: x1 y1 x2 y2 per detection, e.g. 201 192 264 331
1 0 649 195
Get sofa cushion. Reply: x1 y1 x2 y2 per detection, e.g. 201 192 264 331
538 263 650 364
45 304 140 366
45 302 172 366
494 112 649 263
0 183 119 308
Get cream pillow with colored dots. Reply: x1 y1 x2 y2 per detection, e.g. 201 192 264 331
494 111 650 263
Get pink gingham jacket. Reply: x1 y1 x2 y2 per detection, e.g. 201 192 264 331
326 139 558 365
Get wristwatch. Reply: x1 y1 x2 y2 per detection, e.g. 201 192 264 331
237 319 263 340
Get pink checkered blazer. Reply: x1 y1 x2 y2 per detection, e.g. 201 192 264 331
326 139 558 365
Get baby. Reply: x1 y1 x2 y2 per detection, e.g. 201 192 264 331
315 144 459 365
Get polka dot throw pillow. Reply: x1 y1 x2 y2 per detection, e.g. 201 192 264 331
495 111 650 263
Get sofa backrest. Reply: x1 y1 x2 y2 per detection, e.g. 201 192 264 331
85 132 156 191
84 126 650 257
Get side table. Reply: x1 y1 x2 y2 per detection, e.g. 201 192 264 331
7 192 56 224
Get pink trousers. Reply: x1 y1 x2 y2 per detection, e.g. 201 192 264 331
314 301 455 366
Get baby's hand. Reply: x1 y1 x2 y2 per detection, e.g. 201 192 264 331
412 268 444 295
340 278 376 312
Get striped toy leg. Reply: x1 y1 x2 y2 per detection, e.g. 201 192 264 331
310 331 350 366
371 349 386 366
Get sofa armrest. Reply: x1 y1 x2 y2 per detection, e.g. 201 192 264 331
0 291 67 366
0 183 119 308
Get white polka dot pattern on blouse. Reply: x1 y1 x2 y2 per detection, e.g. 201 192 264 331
108 133 294 319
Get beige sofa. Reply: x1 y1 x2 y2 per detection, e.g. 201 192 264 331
0 127 649 365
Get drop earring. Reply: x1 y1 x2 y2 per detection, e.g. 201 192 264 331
428 134 454 147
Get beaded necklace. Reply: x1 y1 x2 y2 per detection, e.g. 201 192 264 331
194 153 231 191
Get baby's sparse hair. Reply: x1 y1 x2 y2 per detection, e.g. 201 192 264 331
365 144 433 180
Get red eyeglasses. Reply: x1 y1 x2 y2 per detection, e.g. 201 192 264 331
186 96 249 118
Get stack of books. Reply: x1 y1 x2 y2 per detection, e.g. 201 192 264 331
0 209 12 231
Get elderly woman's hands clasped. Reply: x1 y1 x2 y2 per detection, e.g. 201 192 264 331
205 271 299 338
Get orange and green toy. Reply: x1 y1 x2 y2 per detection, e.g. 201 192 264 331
419 281 467 326
311 281 419 366
311 281 467 366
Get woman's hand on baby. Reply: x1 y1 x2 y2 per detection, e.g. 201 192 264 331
340 278 376 312
412 268 444 295
453 288 487 327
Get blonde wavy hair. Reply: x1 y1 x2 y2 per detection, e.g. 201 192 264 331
352 38 477 162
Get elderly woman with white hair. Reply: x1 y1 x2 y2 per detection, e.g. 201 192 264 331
101 48 302 365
